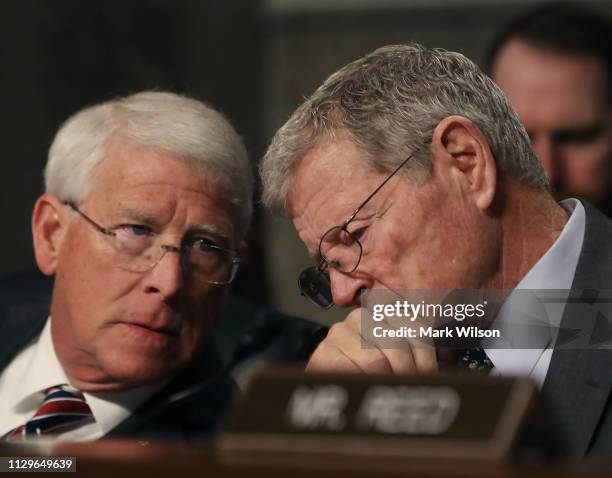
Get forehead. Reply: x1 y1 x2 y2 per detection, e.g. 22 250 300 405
86 140 236 234
287 136 385 246
493 40 609 126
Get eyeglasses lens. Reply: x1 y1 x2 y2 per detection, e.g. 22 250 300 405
298 266 334 308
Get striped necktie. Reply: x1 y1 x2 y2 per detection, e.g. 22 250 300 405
3 384 94 441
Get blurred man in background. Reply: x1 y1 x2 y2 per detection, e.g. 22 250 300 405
0 91 253 442
487 1 612 214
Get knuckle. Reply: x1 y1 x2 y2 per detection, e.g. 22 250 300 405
346 312 363 331
347 308 363 323
362 354 392 373
330 353 360 373
385 350 417 374
327 322 348 341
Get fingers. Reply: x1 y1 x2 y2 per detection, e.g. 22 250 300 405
306 315 393 373
306 308 438 375
306 342 362 373
382 347 438 374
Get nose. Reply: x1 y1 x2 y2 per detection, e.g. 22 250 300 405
143 244 184 299
533 135 564 193
329 268 369 307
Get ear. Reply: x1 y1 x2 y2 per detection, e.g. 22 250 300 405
31 194 69 276
430 115 497 211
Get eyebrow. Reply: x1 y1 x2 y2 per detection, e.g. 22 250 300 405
552 121 606 144
528 120 606 145
189 224 233 244
347 210 377 223
116 207 160 225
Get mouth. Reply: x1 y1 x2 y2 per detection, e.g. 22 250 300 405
119 320 180 338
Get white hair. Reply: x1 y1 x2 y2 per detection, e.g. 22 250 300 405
260 43 548 212
45 90 253 238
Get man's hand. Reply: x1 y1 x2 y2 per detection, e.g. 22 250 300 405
306 308 438 374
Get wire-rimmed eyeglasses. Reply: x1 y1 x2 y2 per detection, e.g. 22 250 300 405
298 150 420 308
65 201 240 285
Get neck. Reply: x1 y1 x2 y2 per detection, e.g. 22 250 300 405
485 180 568 290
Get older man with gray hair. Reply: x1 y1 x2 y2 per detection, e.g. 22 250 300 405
0 91 252 441
261 44 612 459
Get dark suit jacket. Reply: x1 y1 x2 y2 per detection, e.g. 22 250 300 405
0 299 235 442
542 202 612 460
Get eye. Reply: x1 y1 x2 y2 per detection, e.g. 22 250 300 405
112 224 155 253
350 226 367 239
118 224 153 237
191 237 221 253
553 123 605 145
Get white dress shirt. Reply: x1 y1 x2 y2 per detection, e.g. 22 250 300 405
485 199 585 387
0 317 161 441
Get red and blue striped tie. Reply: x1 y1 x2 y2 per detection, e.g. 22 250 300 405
3 384 94 441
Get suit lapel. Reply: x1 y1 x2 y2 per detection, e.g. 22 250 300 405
542 202 612 458
105 343 234 440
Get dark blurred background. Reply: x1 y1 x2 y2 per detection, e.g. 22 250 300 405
2 0 612 324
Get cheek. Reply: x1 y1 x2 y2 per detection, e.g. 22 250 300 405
364 224 420 287
61 253 134 306
180 286 227 343
54 230 139 330
58 227 114 283
385 208 481 287
566 143 610 167
563 142 612 193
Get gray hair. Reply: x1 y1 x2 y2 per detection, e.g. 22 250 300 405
261 43 547 212
46 90 253 238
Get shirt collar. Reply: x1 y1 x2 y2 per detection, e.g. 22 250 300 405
514 199 585 292
13 317 71 413
485 199 585 375
13 317 163 436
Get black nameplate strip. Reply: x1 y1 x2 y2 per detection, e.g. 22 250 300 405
218 368 536 461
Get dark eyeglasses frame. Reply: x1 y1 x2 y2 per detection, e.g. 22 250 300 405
299 149 421 308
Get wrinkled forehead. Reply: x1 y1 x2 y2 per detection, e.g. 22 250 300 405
286 137 386 245
85 143 240 238
90 139 225 190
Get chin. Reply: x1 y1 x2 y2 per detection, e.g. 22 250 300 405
101 351 187 388
117 364 180 388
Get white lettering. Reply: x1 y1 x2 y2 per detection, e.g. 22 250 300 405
287 385 348 431
356 386 460 435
